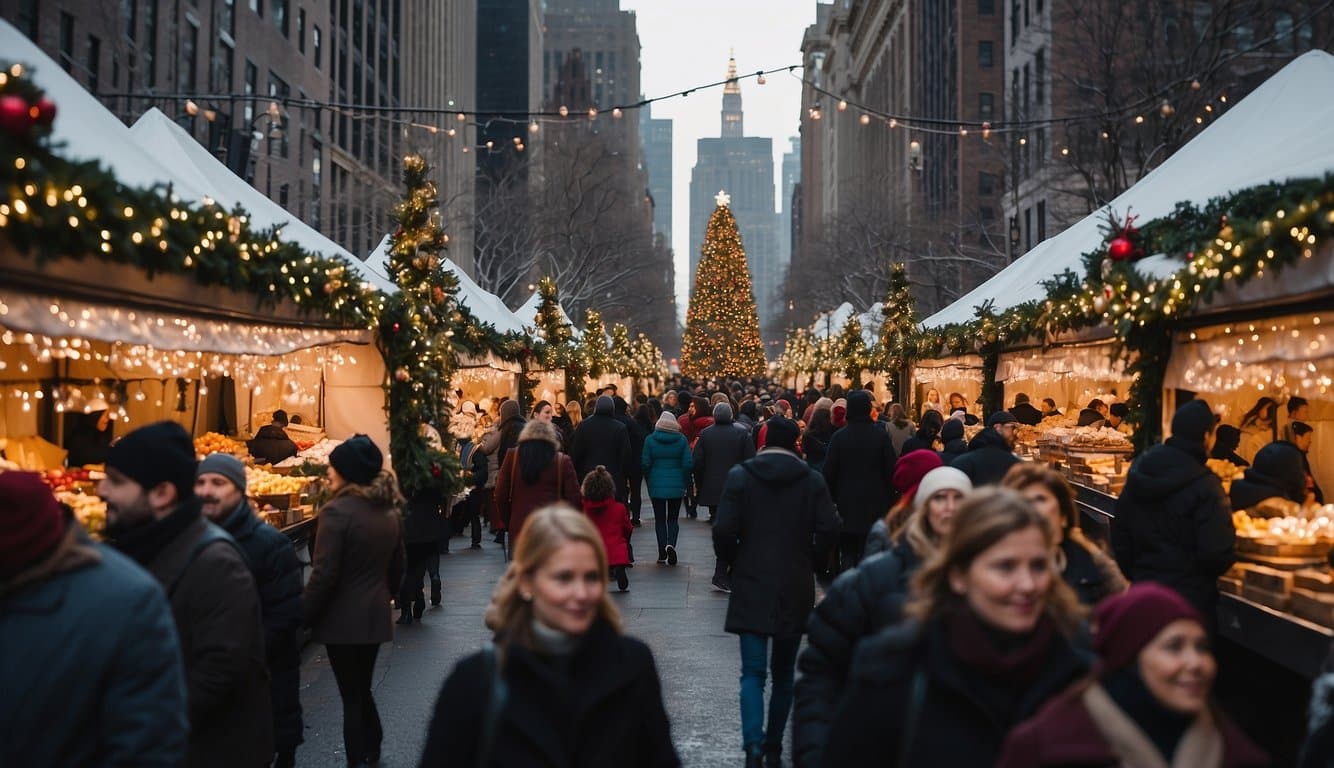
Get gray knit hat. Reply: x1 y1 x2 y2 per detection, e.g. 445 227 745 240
197 452 247 492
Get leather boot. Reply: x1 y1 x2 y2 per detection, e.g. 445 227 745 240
744 751 764 768
430 578 442 606
396 606 413 625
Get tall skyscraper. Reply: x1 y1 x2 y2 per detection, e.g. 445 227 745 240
690 56 780 331
780 135 801 284
640 102 673 249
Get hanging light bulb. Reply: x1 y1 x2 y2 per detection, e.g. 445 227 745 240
612 107 623 119
529 121 540 134
757 72 766 85
837 99 848 112
588 106 598 120
859 113 870 125
559 105 569 117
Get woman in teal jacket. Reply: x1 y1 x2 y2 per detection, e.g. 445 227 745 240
642 411 694 565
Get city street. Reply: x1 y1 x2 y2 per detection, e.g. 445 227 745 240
296 502 754 767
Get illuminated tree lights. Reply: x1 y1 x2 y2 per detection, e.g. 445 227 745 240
681 200 766 378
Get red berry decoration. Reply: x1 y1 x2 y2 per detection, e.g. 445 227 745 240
430 463 442 478
0 95 32 134
33 97 56 126
1108 236 1134 261
392 322 401 333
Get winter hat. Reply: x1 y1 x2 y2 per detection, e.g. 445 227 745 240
197 453 248 491
764 417 800 451
831 404 847 428
713 402 733 423
329 434 383 485
847 390 873 421
655 411 682 432
518 419 562 450
1171 399 1216 443
0 471 67 577
941 419 965 442
1093 583 1203 673
105 421 198 502
814 397 834 412
950 410 968 424
774 400 792 416
498 398 522 422
914 467 973 511
1246 441 1309 502
892 449 945 505
986 410 1018 427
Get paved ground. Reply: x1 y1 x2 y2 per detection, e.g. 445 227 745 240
296 500 772 767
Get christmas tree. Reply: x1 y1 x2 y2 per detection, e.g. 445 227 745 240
873 263 917 400
836 315 869 382
377 154 461 497
609 323 634 376
681 192 767 378
580 309 613 379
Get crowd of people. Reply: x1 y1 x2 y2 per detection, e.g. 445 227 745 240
2 374 1329 767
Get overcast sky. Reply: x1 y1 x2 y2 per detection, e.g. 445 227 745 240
620 0 815 315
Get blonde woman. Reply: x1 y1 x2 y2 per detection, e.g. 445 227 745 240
820 487 1092 767
419 504 679 767
565 400 583 431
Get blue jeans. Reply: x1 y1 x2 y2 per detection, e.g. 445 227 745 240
651 497 682 554
739 633 802 756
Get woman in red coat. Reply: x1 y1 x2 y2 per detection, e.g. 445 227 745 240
997 582 1268 768
496 420 581 545
582 465 633 592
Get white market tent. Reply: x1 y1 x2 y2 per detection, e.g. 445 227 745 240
366 236 527 336
129 109 398 295
517 290 583 340
924 50 1334 330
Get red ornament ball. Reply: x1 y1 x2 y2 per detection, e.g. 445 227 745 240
33 97 57 126
431 463 442 478
0 95 32 134
392 322 401 333
1108 236 1134 261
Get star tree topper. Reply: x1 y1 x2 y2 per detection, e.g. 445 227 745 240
715 189 731 207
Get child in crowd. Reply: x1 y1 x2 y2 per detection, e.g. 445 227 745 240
581 465 634 591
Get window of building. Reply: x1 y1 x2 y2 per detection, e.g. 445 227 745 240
979 171 997 196
86 35 101 91
1023 0 1030 26
250 0 263 17
145 2 158 85
244 59 257 123
59 12 76 72
1010 0 1020 44
279 183 289 208
123 0 138 42
18 0 39 38
1273 13 1295 52
1036 0 1043 11
311 143 322 230
978 0 995 14
1011 68 1020 119
1234 19 1255 51
1037 200 1047 241
1024 206 1033 251
1035 128 1046 169
274 0 289 36
182 21 198 91
298 9 306 51
979 92 995 121
1299 15 1315 49
1035 48 1046 107
313 26 322 68
980 206 996 222
221 0 235 37
979 40 994 67
267 72 290 157
214 41 234 93
1023 63 1031 113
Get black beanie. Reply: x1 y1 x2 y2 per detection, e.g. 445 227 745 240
105 421 198 502
329 434 383 485
1171 399 1216 444
941 419 964 441
765 417 800 451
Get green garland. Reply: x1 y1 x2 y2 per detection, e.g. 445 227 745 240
0 62 380 327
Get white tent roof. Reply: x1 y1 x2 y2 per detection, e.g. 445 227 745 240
1 21 208 198
812 302 857 339
129 110 397 295
924 50 1334 329
858 302 883 346
517 290 583 339
367 236 528 335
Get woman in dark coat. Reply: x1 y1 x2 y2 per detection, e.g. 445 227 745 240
939 418 969 465
1228 440 1308 513
997 583 1268 768
900 409 943 455
692 403 756 521
304 436 406 768
496 420 582 544
802 407 836 472
820 487 1093 768
418 505 679 768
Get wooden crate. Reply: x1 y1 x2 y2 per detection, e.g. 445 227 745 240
1243 565 1295 595
1243 583 1290 611
1296 569 1334 594
1291 588 1334 627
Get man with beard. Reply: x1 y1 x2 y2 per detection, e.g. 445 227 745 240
195 453 304 768
100 422 272 768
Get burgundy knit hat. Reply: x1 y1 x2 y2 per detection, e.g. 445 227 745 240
1094 582 1204 673
0 471 67 577
892 449 945 506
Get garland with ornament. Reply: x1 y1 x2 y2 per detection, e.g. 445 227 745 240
609 323 634 380
579 309 614 381
531 277 583 394
628 332 669 383
835 315 869 382
0 62 381 327
377 154 462 498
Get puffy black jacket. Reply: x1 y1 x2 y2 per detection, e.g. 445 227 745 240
248 424 297 465
950 428 1020 487
940 438 968 466
1011 402 1044 426
802 425 834 468
1111 437 1234 618
570 399 633 499
794 539 922 767
714 449 840 636
218 502 304 752
693 414 755 508
1229 440 1307 512
401 489 446 545
822 392 898 535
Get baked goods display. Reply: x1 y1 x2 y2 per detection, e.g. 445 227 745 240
1041 425 1132 450
1232 507 1334 560
1220 563 1334 627
1207 458 1247 493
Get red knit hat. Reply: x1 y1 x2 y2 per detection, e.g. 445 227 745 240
1093 582 1204 673
0 471 67 577
892 449 945 507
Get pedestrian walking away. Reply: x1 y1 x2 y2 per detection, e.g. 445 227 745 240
195 453 305 767
479 399 526 547
418 504 680 767
582 466 634 591
397 487 447 625
100 421 273 768
643 410 693 565
822 390 897 572
1 470 189 767
714 415 840 767
303 435 405 768
496 419 582 548
694 402 756 590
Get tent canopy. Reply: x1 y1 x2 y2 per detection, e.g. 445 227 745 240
517 290 583 339
368 237 528 335
129 110 397 295
924 50 1334 329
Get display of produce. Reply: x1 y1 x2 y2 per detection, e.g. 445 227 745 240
37 466 101 493
274 437 343 467
245 466 310 496
194 431 248 458
1207 458 1247 492
58 491 107 537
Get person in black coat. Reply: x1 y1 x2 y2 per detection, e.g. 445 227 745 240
570 395 633 501
1111 398 1234 624
248 410 298 465
614 396 647 526
714 417 840 768
1010 393 1044 426
950 410 1021 486
693 403 756 522
397 489 446 625
900 410 943 456
819 488 1093 768
419 505 678 768
939 418 968 465
822 390 898 573
1229 440 1308 512
801 408 835 471
1210 424 1250 467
